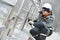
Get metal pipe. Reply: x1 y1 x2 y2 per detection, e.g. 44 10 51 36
0 0 18 39
21 4 33 30
8 0 26 37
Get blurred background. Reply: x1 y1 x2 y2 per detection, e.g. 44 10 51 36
0 0 60 40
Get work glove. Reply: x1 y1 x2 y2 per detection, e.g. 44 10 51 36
29 21 34 25
27 18 34 25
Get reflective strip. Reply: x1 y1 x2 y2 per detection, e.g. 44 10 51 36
33 34 38 37
40 33 47 36
49 28 54 30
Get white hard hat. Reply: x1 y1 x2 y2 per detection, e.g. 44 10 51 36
42 3 52 11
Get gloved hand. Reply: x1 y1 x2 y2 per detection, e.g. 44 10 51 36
27 18 34 25
29 21 34 25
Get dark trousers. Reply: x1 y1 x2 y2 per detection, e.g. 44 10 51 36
30 27 47 40
30 21 50 40
30 22 53 40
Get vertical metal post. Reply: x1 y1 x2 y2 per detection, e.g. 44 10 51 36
21 4 33 30
0 0 18 40
8 0 26 37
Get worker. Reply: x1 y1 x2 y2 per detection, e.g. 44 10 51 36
28 3 55 40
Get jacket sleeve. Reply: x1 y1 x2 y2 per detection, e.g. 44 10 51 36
45 14 55 30
46 14 55 23
33 21 45 29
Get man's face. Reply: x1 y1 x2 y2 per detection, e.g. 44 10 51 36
42 9 49 15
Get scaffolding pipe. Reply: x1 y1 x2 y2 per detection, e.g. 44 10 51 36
0 0 18 39
8 0 26 37
21 4 33 30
